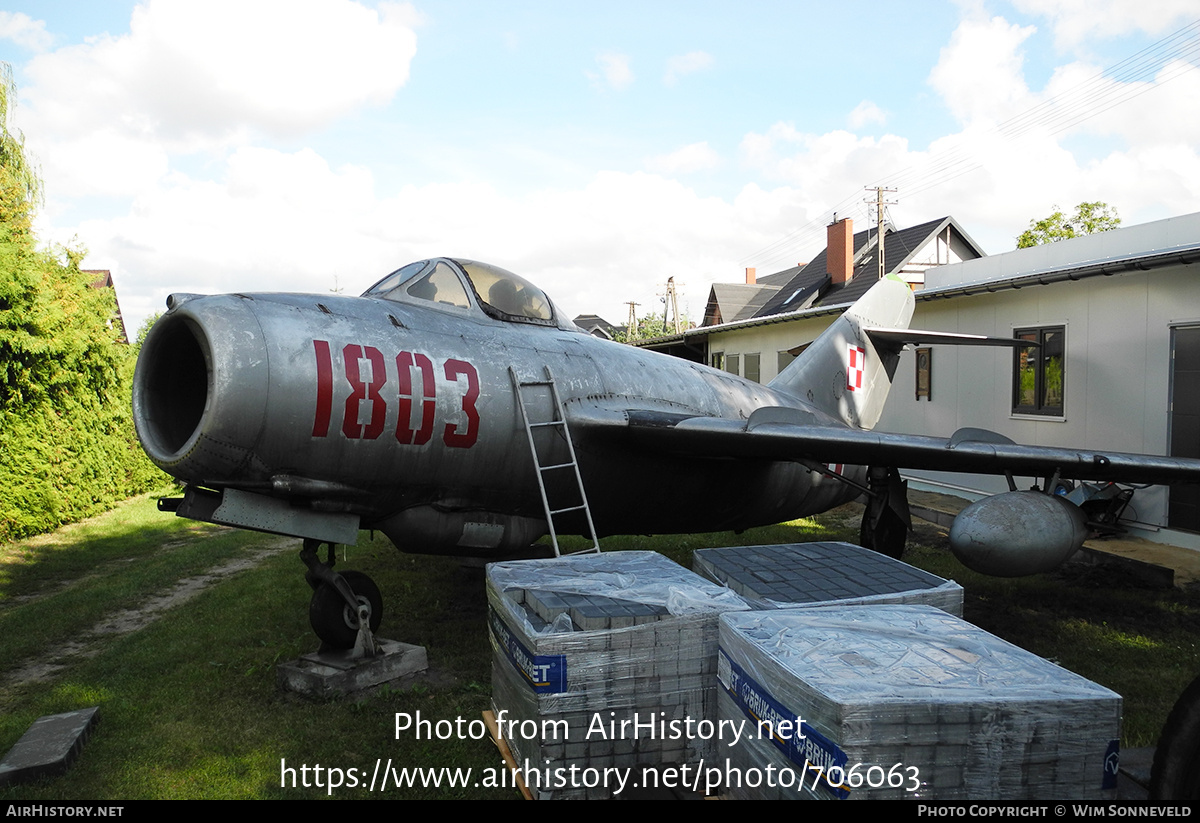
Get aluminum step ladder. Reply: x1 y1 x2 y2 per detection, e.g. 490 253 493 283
510 366 601 556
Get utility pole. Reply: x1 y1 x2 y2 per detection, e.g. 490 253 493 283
625 301 640 341
864 186 898 280
659 277 682 334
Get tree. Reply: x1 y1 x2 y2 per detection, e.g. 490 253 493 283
0 63 163 541
614 311 693 343
1016 202 1121 248
0 63 40 238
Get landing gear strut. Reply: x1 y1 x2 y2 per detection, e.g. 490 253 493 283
860 466 911 560
300 539 382 657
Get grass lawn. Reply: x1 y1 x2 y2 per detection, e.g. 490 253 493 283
1 491 1198 799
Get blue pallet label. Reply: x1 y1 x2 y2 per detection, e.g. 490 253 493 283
490 608 568 693
718 647 850 799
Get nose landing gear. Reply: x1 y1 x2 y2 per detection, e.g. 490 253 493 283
300 539 383 657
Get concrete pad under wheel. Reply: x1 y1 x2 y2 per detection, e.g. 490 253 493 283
277 639 428 697
0 707 100 787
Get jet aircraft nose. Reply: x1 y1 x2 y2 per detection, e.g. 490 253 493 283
133 294 270 482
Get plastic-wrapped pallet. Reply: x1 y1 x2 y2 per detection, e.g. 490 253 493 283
717 605 1121 800
694 542 964 616
488 551 749 800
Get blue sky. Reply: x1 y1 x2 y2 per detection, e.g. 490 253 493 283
2 1 1199 333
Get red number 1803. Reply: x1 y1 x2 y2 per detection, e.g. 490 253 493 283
310 340 480 449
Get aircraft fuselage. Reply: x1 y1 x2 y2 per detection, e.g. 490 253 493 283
135 283 860 556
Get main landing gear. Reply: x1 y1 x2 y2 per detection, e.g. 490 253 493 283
859 465 911 560
300 539 383 657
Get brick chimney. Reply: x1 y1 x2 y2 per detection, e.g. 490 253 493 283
745 267 756 285
827 217 853 285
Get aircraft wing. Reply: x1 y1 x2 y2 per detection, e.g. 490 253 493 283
573 405 1200 485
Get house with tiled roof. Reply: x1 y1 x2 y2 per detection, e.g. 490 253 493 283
755 215 986 319
700 266 794 327
572 314 624 340
646 215 986 378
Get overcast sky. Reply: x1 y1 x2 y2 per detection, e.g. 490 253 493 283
3 1 1199 334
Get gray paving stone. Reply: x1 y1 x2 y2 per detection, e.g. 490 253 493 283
0 707 99 786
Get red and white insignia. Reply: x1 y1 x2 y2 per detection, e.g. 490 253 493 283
847 345 865 392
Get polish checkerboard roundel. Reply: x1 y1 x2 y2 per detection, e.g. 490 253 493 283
847 344 865 392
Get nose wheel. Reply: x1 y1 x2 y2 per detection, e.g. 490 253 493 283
309 570 383 649
300 539 384 655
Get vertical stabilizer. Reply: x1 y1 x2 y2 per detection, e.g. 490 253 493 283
767 275 914 430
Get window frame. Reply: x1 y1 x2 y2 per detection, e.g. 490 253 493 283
778 350 797 376
744 352 761 383
1012 325 1065 417
915 347 932 401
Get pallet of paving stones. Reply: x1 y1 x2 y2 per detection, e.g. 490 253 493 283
487 551 749 800
693 542 964 616
716 605 1121 800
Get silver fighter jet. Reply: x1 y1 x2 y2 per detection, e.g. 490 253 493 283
133 258 1200 648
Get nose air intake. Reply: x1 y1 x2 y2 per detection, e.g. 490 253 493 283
132 294 270 481
134 314 211 463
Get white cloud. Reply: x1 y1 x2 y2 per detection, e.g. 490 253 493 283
734 10 1200 264
588 52 633 91
31 7 1200 338
928 15 1038 126
22 0 417 146
740 124 913 195
39 130 171 200
1011 0 1198 48
664 51 713 86
17 0 417 203
1039 57 1200 146
0 12 52 51
848 100 887 129
68 147 797 334
645 142 720 174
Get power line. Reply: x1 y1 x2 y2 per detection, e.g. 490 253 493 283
741 16 1200 272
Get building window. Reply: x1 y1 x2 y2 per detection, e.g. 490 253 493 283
744 353 761 383
778 350 797 374
726 354 741 376
711 352 724 370
915 347 931 401
1013 326 1064 416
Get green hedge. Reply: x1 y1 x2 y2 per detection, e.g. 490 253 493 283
0 184 166 541
0 360 166 541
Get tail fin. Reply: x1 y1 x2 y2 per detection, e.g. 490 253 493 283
767 275 914 430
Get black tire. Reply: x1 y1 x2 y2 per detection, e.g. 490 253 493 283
1150 673 1200 800
860 504 907 560
309 570 383 649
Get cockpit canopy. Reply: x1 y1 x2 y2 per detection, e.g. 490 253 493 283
364 258 556 326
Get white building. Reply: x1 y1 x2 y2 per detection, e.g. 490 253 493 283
650 212 1200 546
884 211 1200 545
